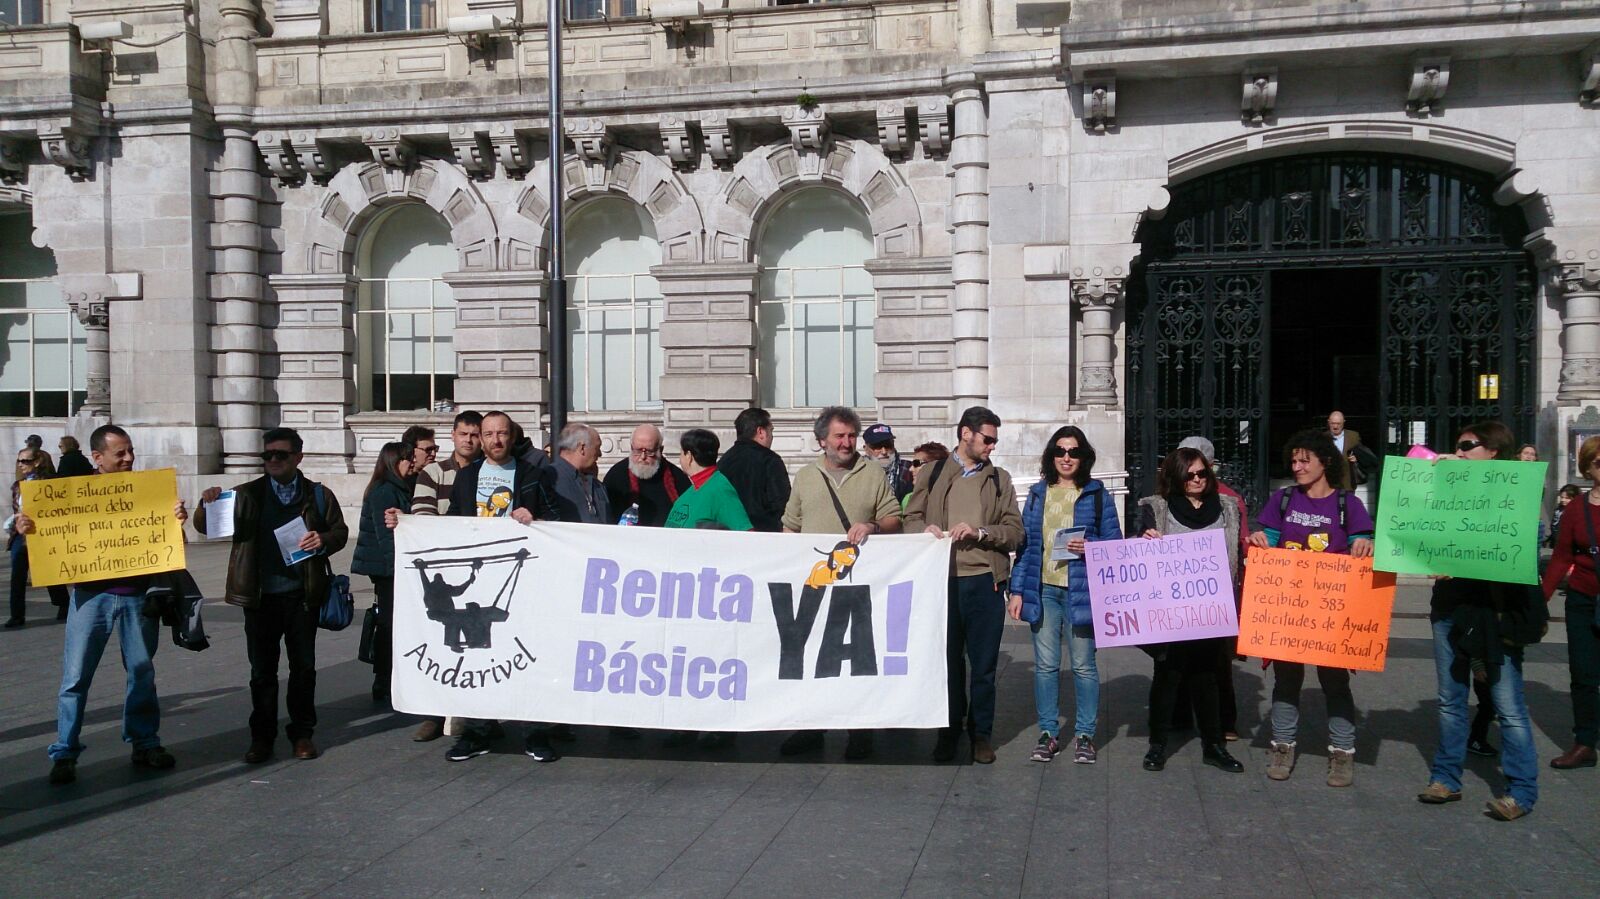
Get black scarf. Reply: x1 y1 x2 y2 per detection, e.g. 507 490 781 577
1167 491 1222 531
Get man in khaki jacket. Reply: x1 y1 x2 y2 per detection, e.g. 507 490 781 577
779 405 903 760
905 406 1023 764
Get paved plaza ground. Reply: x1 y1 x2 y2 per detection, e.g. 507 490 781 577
1 541 1597 897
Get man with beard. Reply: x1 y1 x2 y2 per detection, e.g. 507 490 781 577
603 424 691 527
863 423 917 504
778 406 903 760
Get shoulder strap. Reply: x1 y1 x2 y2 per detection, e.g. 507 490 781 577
929 456 948 491
1278 487 1291 521
1337 489 1348 532
1584 500 1596 553
816 467 854 532
1093 485 1104 535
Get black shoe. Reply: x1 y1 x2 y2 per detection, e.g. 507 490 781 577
48 759 76 785
371 686 390 706
549 723 576 743
445 736 491 762
3 618 22 629
1467 736 1498 758
1143 743 1167 772
1203 743 1245 773
932 729 958 763
780 730 825 757
523 733 560 762
130 746 175 769
845 731 875 760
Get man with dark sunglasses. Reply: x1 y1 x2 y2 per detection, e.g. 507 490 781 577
905 406 1023 764
194 427 348 765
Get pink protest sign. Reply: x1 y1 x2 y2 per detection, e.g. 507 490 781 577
1085 530 1238 648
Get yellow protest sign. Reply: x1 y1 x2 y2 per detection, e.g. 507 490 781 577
22 469 186 587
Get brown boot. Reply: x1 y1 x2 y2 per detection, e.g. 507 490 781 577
1550 744 1597 769
292 737 319 760
971 738 996 764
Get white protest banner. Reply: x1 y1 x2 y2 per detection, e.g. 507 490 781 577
1085 530 1238 648
391 517 951 730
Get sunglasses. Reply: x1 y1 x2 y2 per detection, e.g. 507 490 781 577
1049 446 1089 460
1456 439 1484 453
17 458 37 466
909 459 925 468
260 450 292 462
1184 470 1211 482
977 434 998 446
417 445 439 456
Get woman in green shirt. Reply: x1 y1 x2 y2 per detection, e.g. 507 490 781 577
665 429 754 531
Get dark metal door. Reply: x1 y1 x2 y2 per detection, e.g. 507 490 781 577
1379 259 1537 453
1127 269 1270 512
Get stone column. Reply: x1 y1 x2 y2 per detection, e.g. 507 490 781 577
1071 277 1122 406
1559 261 1600 402
949 83 989 408
77 303 110 416
865 256 955 425
214 1 264 472
957 0 991 56
267 272 356 473
654 262 759 431
446 270 548 431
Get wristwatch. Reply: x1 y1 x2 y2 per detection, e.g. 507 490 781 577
977 527 988 543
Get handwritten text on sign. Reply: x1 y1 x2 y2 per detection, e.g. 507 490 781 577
1237 546 1397 672
1373 457 1545 584
1085 530 1237 648
22 469 186 587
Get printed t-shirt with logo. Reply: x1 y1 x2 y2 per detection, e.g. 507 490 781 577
476 459 517 517
1256 487 1374 554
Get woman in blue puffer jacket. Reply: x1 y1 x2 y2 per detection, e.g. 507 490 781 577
1007 426 1122 764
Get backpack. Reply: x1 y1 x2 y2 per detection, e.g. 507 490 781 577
1278 486 1347 534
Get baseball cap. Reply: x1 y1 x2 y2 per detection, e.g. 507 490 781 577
863 424 895 447
1177 436 1216 464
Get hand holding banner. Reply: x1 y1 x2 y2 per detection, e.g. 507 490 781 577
22 469 187 587
1237 546 1396 672
1373 456 1545 584
1084 530 1238 648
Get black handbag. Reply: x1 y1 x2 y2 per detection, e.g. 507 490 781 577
358 604 380 665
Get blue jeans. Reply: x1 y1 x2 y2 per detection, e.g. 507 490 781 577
1429 619 1537 809
48 589 162 760
1031 583 1098 738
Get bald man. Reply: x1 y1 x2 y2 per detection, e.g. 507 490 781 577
603 423 692 527
1327 411 1373 486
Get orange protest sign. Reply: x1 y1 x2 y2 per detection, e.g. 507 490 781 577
1237 546 1397 672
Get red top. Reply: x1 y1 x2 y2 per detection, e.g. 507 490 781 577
1218 481 1251 560
687 465 717 489
1544 498 1600 599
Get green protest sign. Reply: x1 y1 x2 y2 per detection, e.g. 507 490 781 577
1373 456 1546 584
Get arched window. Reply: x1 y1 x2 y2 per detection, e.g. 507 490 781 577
756 189 876 409
355 204 457 412
567 197 663 412
0 208 85 417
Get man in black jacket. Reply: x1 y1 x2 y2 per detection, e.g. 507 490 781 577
194 427 349 765
55 435 94 477
717 408 791 532
443 411 562 763
602 424 690 527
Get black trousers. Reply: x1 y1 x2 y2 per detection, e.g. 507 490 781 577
245 590 319 742
370 576 394 693
8 536 69 620
947 574 1005 740
1148 638 1226 746
1565 590 1600 748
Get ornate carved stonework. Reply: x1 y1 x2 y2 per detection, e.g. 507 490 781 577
877 102 910 157
700 112 737 166
660 115 695 169
918 99 950 156
567 118 613 163
1560 260 1600 292
1071 276 1124 310
1083 72 1117 133
0 137 26 184
290 132 335 183
783 107 830 154
1407 56 1450 116
366 128 416 170
490 127 531 177
1242 66 1278 125
39 126 92 181
1071 276 1124 404
450 126 493 179
256 132 306 185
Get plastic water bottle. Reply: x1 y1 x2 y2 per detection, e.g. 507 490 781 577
618 504 640 526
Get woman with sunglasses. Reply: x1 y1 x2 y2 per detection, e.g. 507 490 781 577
1543 435 1600 774
1133 446 1245 774
5 450 70 627
351 441 416 705
1419 421 1543 820
1250 430 1374 787
1009 427 1121 763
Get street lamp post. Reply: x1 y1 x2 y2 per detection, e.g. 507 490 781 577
546 0 569 440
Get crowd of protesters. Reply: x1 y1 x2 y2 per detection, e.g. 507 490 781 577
8 409 1589 825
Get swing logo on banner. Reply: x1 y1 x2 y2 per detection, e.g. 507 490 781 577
391 517 952 730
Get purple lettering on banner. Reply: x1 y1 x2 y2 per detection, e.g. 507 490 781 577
574 640 606 691
1086 530 1239 648
622 569 655 616
883 581 912 676
582 558 620 614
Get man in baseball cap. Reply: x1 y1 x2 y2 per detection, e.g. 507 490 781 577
863 424 915 503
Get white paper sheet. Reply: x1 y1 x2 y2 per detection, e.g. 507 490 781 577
205 490 236 539
273 517 314 565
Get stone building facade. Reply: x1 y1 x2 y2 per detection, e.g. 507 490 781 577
0 0 1597 508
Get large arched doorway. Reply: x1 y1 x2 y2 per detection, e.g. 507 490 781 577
1126 153 1535 510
